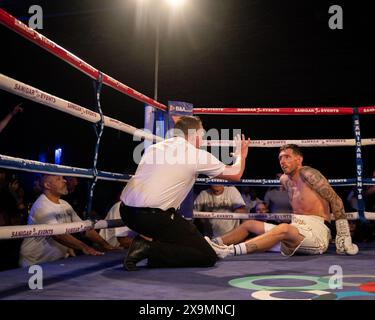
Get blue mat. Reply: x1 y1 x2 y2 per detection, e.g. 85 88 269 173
1 244 375 300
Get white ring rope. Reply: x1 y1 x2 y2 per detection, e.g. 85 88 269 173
193 211 375 221
1 211 375 240
202 138 375 148
4 73 375 149
196 177 359 187
0 219 123 240
0 73 162 142
0 221 93 240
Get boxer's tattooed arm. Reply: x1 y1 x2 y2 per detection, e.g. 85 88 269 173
300 166 347 220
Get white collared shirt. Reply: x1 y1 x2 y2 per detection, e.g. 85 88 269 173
121 137 225 210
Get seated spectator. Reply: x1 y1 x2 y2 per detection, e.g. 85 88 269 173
255 201 269 214
264 173 293 213
0 170 24 223
19 174 116 267
99 201 136 249
347 169 375 212
7 173 28 224
62 176 87 218
0 169 23 271
364 169 375 212
346 188 358 211
240 186 261 212
194 185 246 238
25 175 43 211
251 200 282 226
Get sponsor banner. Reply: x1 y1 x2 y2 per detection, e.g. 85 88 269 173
194 107 353 115
0 219 125 240
168 101 194 133
0 221 93 240
359 107 375 114
202 139 356 147
193 211 364 221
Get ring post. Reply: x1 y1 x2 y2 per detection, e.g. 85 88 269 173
352 108 366 221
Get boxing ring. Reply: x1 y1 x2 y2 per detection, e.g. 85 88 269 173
0 244 374 300
1 9 375 300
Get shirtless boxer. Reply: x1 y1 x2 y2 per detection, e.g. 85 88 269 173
206 144 358 257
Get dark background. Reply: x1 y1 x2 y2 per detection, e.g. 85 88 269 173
1 0 374 182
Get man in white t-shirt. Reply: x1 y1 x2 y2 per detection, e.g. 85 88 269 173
194 185 246 238
20 175 116 266
120 115 250 271
100 201 136 248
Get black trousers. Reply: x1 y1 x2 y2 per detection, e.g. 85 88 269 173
120 203 217 268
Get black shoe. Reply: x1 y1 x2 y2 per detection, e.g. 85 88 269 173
124 235 151 271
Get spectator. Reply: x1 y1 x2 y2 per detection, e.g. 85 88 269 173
255 201 269 214
194 185 246 238
347 169 375 212
0 103 23 134
99 201 136 249
346 188 358 211
240 186 261 212
26 175 43 209
62 176 87 218
0 170 20 222
0 169 23 271
264 173 293 213
19 174 116 266
364 169 375 212
8 174 27 215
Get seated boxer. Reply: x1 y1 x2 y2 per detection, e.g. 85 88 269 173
207 144 358 258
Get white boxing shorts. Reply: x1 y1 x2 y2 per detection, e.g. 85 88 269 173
264 214 331 256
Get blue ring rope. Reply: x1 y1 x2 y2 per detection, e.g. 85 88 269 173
1 154 373 186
